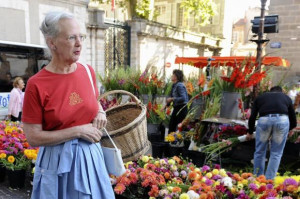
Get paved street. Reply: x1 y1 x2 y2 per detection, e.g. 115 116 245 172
0 176 31 199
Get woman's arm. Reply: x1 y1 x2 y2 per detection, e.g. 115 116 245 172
92 102 107 129
23 123 103 147
7 89 17 117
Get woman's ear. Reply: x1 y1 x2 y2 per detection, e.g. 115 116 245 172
47 38 56 50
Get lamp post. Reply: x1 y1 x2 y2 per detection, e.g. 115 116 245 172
253 0 268 100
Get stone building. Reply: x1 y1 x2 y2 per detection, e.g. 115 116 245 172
266 0 300 84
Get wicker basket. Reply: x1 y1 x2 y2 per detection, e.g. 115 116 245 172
100 90 150 162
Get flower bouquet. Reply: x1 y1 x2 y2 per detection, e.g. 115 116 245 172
219 58 267 92
165 131 184 147
199 131 256 161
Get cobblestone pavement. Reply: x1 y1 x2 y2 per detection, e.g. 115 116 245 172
0 176 31 199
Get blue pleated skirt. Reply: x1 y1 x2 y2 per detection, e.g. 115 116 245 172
31 139 115 199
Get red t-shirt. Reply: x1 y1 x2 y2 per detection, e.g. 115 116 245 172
22 63 99 130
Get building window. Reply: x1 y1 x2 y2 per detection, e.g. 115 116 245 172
232 31 238 43
155 5 166 15
177 5 184 27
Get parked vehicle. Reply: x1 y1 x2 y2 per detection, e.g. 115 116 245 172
0 40 49 119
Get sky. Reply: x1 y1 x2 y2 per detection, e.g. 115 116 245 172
230 0 270 20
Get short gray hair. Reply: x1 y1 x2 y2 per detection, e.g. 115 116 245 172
40 11 74 39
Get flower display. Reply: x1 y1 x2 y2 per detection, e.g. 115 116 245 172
0 121 38 171
219 58 267 92
113 156 300 199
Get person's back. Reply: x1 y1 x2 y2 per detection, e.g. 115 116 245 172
255 92 292 117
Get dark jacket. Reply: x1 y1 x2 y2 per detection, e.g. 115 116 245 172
170 82 189 107
248 92 297 134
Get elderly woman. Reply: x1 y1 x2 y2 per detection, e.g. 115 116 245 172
7 77 25 121
22 12 115 198
166 69 189 133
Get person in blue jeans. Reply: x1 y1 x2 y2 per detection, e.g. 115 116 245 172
167 69 189 133
247 86 297 179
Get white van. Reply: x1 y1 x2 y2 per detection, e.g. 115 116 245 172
0 40 49 120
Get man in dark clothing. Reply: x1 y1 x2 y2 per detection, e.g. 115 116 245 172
247 86 297 179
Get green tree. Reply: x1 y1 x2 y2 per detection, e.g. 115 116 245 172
92 0 156 20
180 0 217 26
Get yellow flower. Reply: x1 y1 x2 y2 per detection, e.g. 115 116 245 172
242 179 248 185
179 193 190 199
219 169 227 177
274 176 285 186
214 181 220 186
144 163 148 169
177 133 183 140
237 183 243 189
7 155 15 163
0 153 7 159
212 169 219 175
194 168 200 172
149 197 155 199
154 161 160 167
171 165 178 171
125 161 133 169
166 135 175 142
167 186 174 192
141 156 149 163
168 159 175 165
32 154 38 160
206 172 212 178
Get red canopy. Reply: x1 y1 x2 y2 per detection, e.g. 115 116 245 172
175 56 290 68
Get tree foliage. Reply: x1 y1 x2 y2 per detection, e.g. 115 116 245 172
180 0 217 26
93 0 156 20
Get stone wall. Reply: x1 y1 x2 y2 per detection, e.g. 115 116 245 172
267 0 300 85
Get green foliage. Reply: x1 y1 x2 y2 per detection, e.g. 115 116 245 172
180 0 217 26
0 155 31 171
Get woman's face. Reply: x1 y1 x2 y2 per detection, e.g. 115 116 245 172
17 79 25 90
52 18 83 64
171 74 177 83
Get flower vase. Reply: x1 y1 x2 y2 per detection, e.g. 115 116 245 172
0 165 6 183
7 169 26 189
169 142 184 157
191 97 205 120
220 91 241 119
140 94 150 105
151 142 166 158
154 95 167 107
147 123 160 135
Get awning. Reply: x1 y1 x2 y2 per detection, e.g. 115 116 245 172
175 56 290 68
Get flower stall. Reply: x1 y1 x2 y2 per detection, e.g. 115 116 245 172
172 55 299 171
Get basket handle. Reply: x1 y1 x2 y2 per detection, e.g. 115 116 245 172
99 90 141 105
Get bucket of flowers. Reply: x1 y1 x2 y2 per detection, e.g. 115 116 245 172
0 121 36 188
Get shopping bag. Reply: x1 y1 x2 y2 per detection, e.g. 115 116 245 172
101 128 126 177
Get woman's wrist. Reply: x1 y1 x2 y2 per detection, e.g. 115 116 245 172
98 110 106 116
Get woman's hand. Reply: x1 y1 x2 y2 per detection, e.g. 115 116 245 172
166 97 173 104
79 123 103 143
92 111 107 129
